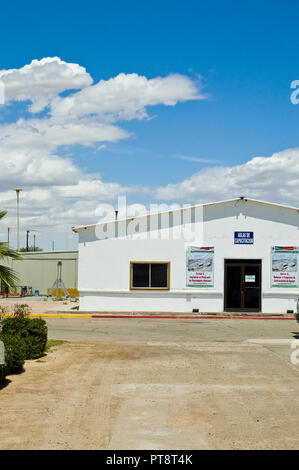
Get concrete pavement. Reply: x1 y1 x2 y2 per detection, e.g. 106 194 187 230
45 316 299 343
2 317 299 449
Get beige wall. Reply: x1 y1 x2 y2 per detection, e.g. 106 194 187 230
5 250 78 296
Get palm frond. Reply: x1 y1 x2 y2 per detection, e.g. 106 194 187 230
0 265 20 290
0 210 23 289
0 242 23 261
0 211 7 221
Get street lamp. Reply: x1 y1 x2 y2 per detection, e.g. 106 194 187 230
26 230 30 252
14 188 22 251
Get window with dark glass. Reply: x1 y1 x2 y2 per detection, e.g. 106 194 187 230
131 262 169 289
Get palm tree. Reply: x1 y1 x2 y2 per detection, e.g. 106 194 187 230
0 211 23 290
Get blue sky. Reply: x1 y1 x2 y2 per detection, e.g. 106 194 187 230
0 0 298 249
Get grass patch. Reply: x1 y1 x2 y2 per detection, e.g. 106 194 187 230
45 339 66 352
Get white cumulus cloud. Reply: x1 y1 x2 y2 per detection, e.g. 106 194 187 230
51 72 203 122
0 57 203 246
0 57 92 113
155 148 299 207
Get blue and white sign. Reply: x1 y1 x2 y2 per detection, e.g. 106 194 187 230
234 231 254 244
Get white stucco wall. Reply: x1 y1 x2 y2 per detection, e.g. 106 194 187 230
77 199 299 313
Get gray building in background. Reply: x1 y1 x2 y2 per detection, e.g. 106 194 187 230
3 250 78 296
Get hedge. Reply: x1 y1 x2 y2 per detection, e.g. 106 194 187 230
1 314 31 338
0 305 48 383
1 314 48 360
23 318 48 359
0 333 26 375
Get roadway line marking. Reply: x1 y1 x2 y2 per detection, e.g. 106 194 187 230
1 314 92 319
0 313 295 320
91 315 295 320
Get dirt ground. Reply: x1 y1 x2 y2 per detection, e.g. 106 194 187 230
1 329 299 450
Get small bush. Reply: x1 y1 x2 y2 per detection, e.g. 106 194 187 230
24 318 48 359
1 307 48 360
13 304 31 316
0 333 26 374
0 305 8 316
1 314 31 338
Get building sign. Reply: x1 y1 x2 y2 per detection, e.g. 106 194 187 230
245 275 255 283
186 246 214 287
234 232 254 244
271 246 299 287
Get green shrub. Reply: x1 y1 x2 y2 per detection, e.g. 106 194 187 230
1 314 31 338
13 304 31 316
24 318 48 359
0 333 26 374
0 305 8 316
1 312 48 360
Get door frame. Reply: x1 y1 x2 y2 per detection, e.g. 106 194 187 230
224 259 262 312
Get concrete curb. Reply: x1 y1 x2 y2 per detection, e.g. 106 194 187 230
40 312 296 320
90 314 295 320
1 312 296 320
45 309 295 317
1 313 92 319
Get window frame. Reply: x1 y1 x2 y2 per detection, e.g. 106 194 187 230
130 261 170 290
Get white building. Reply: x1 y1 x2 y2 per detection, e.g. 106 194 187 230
73 198 299 314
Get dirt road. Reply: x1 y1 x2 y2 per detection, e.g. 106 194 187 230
1 328 299 449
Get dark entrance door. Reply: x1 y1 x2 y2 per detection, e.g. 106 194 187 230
224 259 261 312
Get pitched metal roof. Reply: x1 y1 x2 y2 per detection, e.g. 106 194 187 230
72 197 299 233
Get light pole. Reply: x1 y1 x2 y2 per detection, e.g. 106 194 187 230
14 188 22 251
26 230 30 252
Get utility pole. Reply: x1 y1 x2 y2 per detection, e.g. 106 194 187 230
26 230 30 252
7 227 10 247
33 234 36 251
14 188 22 251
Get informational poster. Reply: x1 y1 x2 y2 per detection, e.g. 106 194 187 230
186 246 214 287
271 246 299 287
